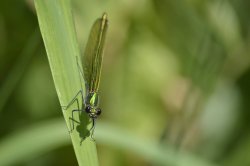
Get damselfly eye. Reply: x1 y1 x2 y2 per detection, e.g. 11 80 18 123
96 108 102 116
85 106 91 113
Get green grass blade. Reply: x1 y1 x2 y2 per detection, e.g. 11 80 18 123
0 119 69 166
0 119 217 166
96 124 218 166
34 0 98 165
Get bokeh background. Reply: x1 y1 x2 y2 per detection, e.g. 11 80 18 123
0 0 250 165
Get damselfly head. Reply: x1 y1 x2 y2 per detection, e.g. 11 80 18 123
85 105 102 119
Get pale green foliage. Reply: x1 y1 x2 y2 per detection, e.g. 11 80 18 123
34 0 98 165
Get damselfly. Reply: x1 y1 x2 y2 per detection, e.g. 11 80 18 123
62 13 108 140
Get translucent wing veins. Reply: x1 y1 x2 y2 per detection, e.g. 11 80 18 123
82 13 108 93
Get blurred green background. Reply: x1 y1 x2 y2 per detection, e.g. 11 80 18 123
0 0 250 165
